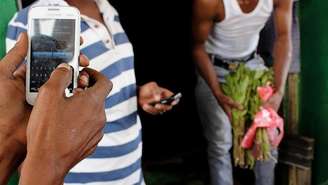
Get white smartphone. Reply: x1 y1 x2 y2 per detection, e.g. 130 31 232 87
26 6 80 105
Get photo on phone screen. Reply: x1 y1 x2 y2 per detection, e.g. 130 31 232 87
30 19 75 93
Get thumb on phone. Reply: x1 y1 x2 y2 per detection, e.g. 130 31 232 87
43 63 72 96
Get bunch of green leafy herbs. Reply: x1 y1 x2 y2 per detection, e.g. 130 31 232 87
221 63 274 169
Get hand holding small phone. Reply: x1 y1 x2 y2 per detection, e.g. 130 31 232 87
138 82 181 115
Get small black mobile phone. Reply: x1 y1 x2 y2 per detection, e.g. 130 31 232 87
150 93 182 106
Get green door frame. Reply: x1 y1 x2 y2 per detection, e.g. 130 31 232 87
299 0 328 184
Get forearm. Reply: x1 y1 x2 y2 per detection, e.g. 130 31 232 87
193 47 222 97
0 138 25 185
273 35 292 94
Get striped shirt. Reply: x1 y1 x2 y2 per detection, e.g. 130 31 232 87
6 0 144 184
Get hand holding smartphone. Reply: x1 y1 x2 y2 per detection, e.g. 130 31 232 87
26 6 80 105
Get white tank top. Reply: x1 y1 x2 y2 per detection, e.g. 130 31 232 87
205 0 273 59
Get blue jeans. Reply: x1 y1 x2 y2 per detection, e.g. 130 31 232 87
195 75 277 185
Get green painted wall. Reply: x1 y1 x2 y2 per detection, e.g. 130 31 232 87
7 172 19 185
299 1 328 185
0 0 17 58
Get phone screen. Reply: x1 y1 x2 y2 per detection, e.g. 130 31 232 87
30 19 75 92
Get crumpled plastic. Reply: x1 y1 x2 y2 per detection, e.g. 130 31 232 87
241 86 284 149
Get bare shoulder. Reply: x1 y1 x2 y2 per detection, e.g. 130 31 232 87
273 0 293 8
193 0 224 21
194 0 219 9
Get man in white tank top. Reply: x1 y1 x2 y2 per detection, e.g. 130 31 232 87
192 0 293 185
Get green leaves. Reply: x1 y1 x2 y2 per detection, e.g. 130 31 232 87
222 63 274 169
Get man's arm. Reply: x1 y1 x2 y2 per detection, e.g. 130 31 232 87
273 0 293 92
0 33 30 185
192 0 220 98
192 0 240 117
265 0 293 110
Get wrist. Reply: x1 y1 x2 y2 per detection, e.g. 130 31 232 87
0 137 25 184
20 153 65 185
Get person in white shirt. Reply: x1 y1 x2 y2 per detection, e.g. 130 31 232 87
192 0 293 185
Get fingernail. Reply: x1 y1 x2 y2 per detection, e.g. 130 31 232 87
57 63 71 70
